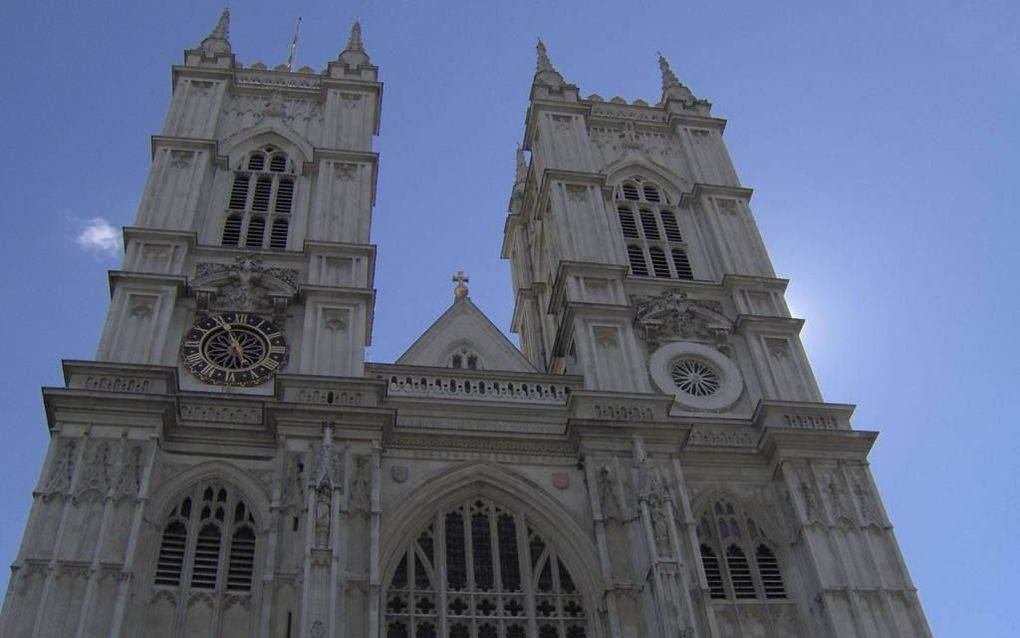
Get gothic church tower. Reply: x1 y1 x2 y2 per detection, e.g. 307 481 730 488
1 15 931 638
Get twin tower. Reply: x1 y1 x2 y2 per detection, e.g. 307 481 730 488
0 11 931 638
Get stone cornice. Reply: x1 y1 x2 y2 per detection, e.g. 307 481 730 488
721 274 790 294
666 112 728 132
753 400 856 432
107 271 187 298
759 428 878 464
548 260 629 316
680 183 755 208
733 315 805 335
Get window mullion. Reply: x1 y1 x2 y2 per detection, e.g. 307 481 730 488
436 512 448 638
516 515 537 638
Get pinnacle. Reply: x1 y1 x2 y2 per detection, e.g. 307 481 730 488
657 51 695 103
337 19 371 67
197 8 231 55
347 20 363 51
533 38 565 86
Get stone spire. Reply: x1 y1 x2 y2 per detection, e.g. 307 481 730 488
198 8 232 57
338 20 371 67
534 39 565 86
657 52 695 103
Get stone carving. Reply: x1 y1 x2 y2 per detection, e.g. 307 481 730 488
310 620 326 638
221 91 324 123
296 388 364 405
280 454 304 512
179 402 262 424
632 290 730 351
782 413 839 430
260 91 287 119
334 162 359 181
382 373 570 404
310 421 344 489
686 427 755 448
45 440 77 496
565 184 587 202
597 464 622 520
799 480 816 520
339 92 363 108
390 465 408 483
635 450 674 556
190 80 213 97
196 258 298 290
76 441 112 498
851 469 876 525
552 472 569 490
210 256 272 312
114 443 143 499
314 483 332 548
82 376 151 393
766 337 791 359
592 404 653 421
823 472 849 520
169 150 194 169
349 455 371 517
716 198 738 215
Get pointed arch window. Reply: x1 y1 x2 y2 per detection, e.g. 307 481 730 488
152 481 258 596
385 499 588 638
696 497 787 602
615 177 694 281
222 146 295 250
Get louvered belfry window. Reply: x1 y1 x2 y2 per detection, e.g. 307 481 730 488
153 481 258 596
385 499 588 638
222 146 295 250
695 498 787 602
615 177 694 280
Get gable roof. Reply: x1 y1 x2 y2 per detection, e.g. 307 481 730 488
395 297 538 373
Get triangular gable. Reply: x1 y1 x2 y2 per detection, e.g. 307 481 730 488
396 298 538 372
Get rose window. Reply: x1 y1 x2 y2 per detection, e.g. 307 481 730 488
670 358 721 397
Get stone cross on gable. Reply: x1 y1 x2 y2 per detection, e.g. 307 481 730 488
452 271 470 299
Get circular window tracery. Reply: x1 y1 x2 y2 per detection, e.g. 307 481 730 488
649 342 744 411
669 358 721 397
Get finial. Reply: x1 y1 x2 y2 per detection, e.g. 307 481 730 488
514 144 527 184
347 20 364 51
337 19 370 67
533 38 566 87
452 271 470 300
536 39 552 72
198 8 232 56
657 51 695 102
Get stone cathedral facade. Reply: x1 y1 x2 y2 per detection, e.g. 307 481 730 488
0 12 931 638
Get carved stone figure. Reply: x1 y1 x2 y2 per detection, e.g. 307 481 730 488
314 483 332 548
632 289 730 350
349 455 371 517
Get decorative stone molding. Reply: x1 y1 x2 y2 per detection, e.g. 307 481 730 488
591 403 653 421
44 439 77 497
234 69 322 91
195 256 297 313
686 426 756 448
754 401 854 431
81 376 153 393
380 372 570 404
633 289 731 351
179 401 262 424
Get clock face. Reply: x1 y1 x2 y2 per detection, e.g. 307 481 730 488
180 312 288 386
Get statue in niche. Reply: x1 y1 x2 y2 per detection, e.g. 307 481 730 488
314 483 332 548
349 455 371 517
597 464 622 520
636 451 674 556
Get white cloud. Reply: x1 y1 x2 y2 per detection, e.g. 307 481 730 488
75 217 121 258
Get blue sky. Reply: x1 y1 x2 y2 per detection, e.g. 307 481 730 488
1 1 1017 634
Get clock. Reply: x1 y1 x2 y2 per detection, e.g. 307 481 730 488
180 312 288 386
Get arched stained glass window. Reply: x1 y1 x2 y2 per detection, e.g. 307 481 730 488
385 499 588 638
